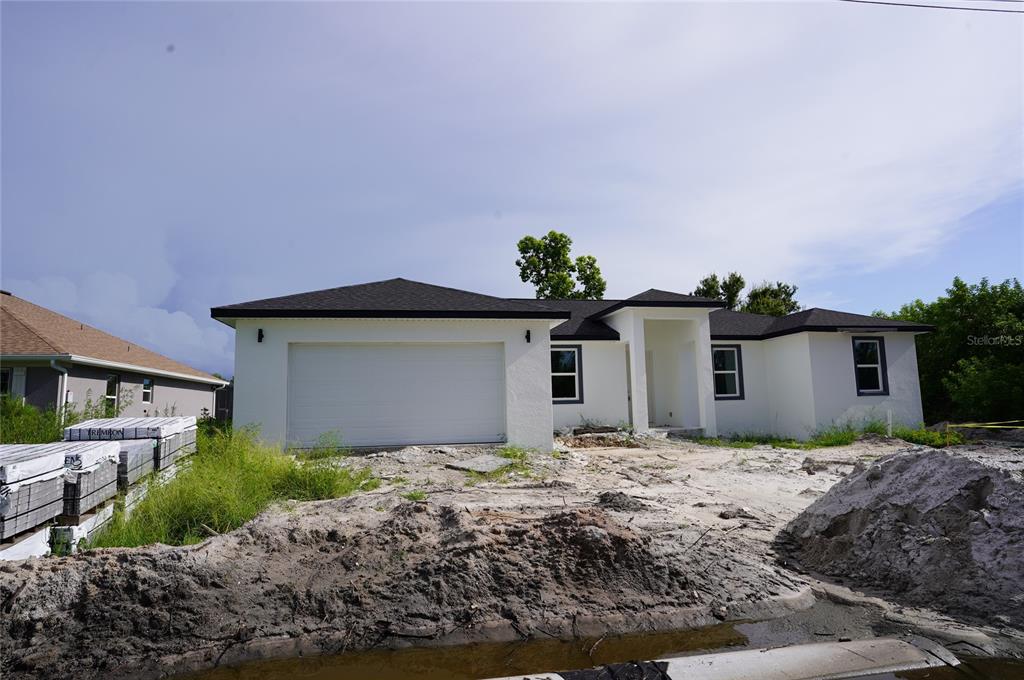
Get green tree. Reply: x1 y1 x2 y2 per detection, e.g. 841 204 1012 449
516 231 607 299
740 281 801 316
693 272 745 310
876 276 1024 422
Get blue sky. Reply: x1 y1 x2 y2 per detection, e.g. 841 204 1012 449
2 2 1021 376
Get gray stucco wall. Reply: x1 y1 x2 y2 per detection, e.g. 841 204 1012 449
66 365 217 418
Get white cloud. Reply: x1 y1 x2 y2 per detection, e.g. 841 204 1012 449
2 2 1020 373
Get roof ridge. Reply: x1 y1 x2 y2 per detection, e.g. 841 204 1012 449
0 306 64 354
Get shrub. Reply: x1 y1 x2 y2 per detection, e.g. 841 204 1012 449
89 428 377 548
401 490 427 501
0 395 115 444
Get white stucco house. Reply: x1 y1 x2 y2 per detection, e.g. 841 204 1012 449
212 278 931 451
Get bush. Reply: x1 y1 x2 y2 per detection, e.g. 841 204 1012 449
89 428 378 548
0 395 112 444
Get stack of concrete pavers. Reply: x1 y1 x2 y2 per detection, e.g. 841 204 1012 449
117 439 157 490
61 441 121 517
0 444 67 540
64 417 197 470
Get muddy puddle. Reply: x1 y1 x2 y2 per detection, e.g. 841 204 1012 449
181 624 745 680
179 624 1023 680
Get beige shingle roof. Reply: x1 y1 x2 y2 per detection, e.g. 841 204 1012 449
0 292 224 383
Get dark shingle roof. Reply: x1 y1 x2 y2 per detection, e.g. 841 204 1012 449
211 278 569 321
512 299 621 340
706 309 778 338
212 279 932 341
593 289 724 317
709 307 933 339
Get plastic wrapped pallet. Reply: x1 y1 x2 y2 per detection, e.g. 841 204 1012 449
1 444 73 540
64 417 196 441
117 439 157 490
61 442 120 517
63 417 197 472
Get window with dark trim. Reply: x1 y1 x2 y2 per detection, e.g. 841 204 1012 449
142 377 154 404
712 345 744 400
0 368 10 396
105 374 121 417
551 345 583 403
852 336 889 396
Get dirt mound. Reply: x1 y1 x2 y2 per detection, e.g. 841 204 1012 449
778 446 1024 627
597 491 647 511
0 501 711 679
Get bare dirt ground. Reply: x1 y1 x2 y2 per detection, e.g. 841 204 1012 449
1 436 1021 679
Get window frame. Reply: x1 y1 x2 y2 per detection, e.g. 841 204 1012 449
104 374 121 416
852 336 889 396
141 377 154 404
712 344 745 401
551 344 584 404
0 367 11 396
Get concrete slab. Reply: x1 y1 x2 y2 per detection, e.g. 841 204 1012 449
445 455 514 474
485 638 955 680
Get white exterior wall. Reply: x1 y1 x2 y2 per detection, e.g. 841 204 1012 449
712 340 770 436
603 308 717 436
762 333 817 438
808 332 924 430
552 341 629 430
232 317 555 451
714 332 925 439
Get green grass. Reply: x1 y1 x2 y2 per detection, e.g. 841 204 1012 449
892 425 964 447
401 489 427 501
695 419 963 450
89 427 378 548
293 430 352 460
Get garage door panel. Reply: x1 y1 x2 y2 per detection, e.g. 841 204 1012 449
287 343 505 447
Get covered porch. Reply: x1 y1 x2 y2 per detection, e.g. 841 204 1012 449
605 309 718 436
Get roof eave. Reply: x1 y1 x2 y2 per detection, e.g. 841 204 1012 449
594 300 726 318
0 353 227 386
711 325 934 341
210 309 571 321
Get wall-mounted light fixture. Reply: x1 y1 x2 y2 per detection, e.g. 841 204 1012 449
525 329 531 343
258 328 264 343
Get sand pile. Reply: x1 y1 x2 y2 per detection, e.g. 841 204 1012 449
779 446 1024 627
0 502 717 679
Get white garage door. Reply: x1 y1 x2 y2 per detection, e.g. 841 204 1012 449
287 343 506 447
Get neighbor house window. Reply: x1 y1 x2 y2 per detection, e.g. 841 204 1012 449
712 345 744 400
105 374 121 416
551 345 583 403
142 377 154 404
852 337 889 396
0 368 10 396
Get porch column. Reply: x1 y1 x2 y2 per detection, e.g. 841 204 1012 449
628 314 650 433
695 313 718 437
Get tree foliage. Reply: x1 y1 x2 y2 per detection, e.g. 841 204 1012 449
876 276 1024 423
693 272 745 310
741 281 801 316
516 231 607 299
693 273 799 316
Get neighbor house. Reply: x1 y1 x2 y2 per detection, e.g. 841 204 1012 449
1 291 227 417
212 278 931 451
